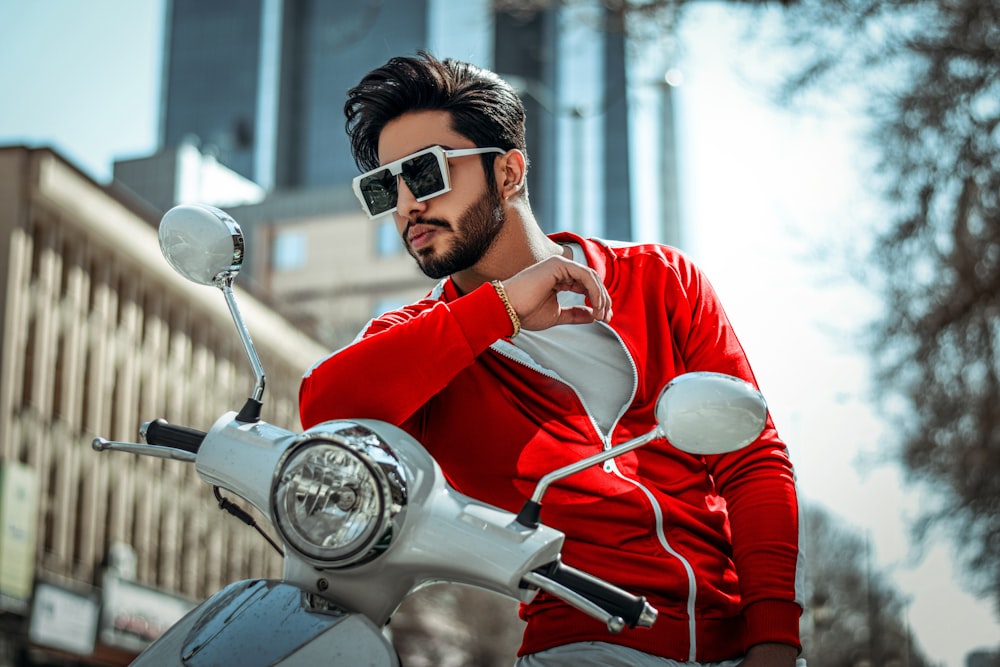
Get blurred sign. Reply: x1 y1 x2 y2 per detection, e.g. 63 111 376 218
99 571 196 652
0 461 38 612
28 581 100 656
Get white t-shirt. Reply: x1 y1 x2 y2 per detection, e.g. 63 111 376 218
511 243 634 437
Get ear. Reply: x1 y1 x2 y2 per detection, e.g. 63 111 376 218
496 149 526 200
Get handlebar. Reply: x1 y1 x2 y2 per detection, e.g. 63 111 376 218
142 419 207 453
522 560 657 633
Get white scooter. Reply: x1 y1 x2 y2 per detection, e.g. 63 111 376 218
93 204 769 666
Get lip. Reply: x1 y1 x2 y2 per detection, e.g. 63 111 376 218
407 224 443 250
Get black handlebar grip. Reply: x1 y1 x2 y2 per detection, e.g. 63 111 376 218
536 561 652 629
143 419 207 454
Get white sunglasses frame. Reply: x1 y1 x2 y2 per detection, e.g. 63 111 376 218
352 145 505 220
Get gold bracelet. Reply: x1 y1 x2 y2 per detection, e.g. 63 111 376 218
491 280 521 338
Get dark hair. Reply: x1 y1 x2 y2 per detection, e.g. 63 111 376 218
344 51 528 173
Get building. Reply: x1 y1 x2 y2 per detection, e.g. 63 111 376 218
112 139 267 215
156 0 681 243
224 188 438 349
160 0 492 193
0 145 327 665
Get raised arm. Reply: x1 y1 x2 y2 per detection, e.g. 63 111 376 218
299 254 613 430
299 282 511 428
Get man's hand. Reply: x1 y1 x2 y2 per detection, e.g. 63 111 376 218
502 255 612 332
740 643 798 667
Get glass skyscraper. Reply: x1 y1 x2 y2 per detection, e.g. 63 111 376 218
159 0 678 242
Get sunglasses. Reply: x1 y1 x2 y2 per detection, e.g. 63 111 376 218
352 145 505 219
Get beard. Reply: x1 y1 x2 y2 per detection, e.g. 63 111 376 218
406 181 506 280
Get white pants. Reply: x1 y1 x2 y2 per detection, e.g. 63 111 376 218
514 641 809 667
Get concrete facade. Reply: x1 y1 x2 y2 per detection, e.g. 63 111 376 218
0 146 327 665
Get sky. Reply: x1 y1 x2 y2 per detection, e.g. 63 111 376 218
0 1 997 666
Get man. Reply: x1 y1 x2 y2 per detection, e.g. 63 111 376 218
299 52 804 667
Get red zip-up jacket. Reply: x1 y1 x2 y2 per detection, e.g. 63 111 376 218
299 233 803 661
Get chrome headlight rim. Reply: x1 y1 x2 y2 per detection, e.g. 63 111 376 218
271 423 406 569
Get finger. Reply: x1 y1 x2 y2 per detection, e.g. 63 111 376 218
557 305 599 325
579 276 611 322
553 277 610 322
555 264 611 318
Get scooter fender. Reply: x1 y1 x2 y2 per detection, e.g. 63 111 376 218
132 579 399 666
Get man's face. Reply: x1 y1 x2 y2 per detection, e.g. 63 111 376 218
376 110 505 279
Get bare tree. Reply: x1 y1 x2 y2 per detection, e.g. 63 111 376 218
740 0 1000 617
803 503 933 667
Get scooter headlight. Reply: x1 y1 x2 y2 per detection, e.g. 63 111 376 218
272 426 405 567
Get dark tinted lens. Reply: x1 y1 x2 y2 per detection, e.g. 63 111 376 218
359 169 397 215
400 152 446 199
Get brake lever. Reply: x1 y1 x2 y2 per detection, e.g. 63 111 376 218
91 437 197 462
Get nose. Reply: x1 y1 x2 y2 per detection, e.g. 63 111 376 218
395 175 427 221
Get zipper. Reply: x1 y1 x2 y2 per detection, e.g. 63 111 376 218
609 467 700 661
491 327 701 660
597 325 700 660
489 337 610 444
599 322 639 468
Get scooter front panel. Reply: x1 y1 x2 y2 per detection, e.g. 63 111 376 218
149 580 397 666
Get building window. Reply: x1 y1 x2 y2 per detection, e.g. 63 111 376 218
273 231 306 271
376 219 403 258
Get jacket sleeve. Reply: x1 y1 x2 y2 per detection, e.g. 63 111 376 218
673 254 804 653
299 282 515 429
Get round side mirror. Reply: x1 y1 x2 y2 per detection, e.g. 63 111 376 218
655 372 768 455
159 204 244 287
